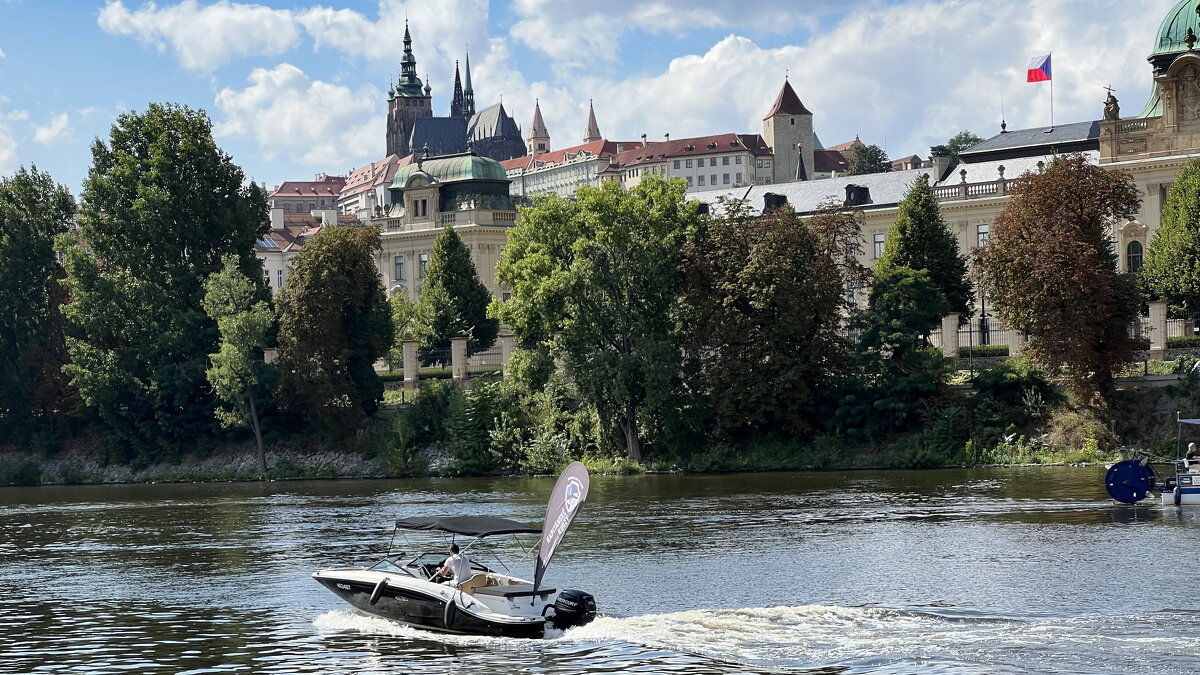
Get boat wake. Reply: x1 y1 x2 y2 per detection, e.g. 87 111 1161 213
317 604 1200 673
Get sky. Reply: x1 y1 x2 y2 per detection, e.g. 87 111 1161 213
0 0 1183 195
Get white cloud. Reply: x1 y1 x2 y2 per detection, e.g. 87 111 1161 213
0 104 20 174
97 0 299 71
32 113 72 145
213 63 381 166
0 46 6 60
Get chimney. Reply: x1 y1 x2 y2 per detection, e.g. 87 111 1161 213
763 192 788 213
270 206 284 231
311 208 338 226
641 133 647 146
929 145 952 182
844 184 871 207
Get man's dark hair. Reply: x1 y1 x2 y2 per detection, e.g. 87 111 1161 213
450 543 460 554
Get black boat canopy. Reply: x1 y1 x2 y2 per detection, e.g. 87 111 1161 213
394 516 541 537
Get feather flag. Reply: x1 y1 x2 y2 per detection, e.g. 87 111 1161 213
1027 53 1052 83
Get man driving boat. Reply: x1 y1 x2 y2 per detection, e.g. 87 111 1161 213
437 543 471 587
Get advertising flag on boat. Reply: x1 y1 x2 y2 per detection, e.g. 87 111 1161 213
1027 53 1052 82
533 461 590 594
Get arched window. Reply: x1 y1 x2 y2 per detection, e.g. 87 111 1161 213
1127 240 1144 273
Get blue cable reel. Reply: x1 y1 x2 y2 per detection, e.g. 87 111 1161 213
1105 459 1158 504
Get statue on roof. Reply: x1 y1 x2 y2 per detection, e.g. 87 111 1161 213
1103 87 1120 121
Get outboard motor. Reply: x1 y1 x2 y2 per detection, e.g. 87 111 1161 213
549 589 596 629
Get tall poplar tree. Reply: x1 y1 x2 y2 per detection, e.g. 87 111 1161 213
415 225 498 359
0 167 76 440
61 103 268 459
876 174 973 317
275 226 393 429
1141 157 1200 312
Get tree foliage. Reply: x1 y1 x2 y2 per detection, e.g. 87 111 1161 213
846 144 891 176
945 130 984 165
679 199 860 436
60 104 268 459
974 154 1141 402
497 176 699 462
0 167 76 440
1142 156 1200 312
275 225 393 429
877 174 973 317
202 255 274 472
385 292 422 369
837 266 949 435
415 225 498 358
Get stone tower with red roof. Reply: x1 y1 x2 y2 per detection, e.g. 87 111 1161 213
763 78 814 185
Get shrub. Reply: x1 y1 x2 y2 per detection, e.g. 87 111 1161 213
0 456 41 486
958 344 1010 358
1168 335 1200 349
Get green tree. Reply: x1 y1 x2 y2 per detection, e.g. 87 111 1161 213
60 104 268 459
837 266 949 434
974 154 1141 403
679 199 859 435
202 256 274 472
415 225 498 359
1142 157 1200 312
846 144 891 176
876 174 973 317
275 225 394 429
385 293 422 370
945 130 984 165
0 167 76 441
497 176 699 462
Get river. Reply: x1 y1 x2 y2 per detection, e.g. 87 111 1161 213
2 467 1199 674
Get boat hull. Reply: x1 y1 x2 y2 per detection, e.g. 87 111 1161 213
313 572 548 639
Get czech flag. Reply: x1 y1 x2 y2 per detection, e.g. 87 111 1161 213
1027 53 1052 82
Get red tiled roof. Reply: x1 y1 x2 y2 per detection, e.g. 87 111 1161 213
763 80 812 120
256 214 362 253
502 140 624 172
615 133 770 168
269 175 346 199
341 154 412 198
826 138 864 153
814 150 849 173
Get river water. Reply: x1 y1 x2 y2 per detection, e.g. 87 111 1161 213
2 467 1199 674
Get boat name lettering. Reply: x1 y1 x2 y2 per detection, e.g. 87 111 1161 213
336 583 351 590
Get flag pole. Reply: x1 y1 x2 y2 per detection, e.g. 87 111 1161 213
1049 52 1055 131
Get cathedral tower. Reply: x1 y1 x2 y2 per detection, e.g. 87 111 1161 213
527 100 550 156
450 60 465 118
762 78 813 184
462 50 476 118
386 21 433 157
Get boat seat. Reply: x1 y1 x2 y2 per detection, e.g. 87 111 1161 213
474 583 556 598
457 573 491 594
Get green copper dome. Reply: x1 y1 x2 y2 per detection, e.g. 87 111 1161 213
1154 0 1200 57
391 153 509 189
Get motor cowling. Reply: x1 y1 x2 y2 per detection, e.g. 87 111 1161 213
549 589 596 629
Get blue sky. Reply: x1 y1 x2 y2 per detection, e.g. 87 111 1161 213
0 0 1182 195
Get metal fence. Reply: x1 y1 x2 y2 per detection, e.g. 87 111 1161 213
928 316 1025 357
467 345 504 373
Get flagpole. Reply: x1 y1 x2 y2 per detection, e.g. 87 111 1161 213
1049 51 1055 131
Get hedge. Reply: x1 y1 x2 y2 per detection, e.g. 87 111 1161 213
1168 335 1200 349
957 344 1010 358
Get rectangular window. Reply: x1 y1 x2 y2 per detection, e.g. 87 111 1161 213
736 156 743 165
764 159 772 168
419 253 429 277
673 160 680 169
698 175 705 186
723 174 730 184
686 176 693 187
277 269 283 287
723 157 730 165
873 234 886 259
502 292 512 302
977 223 990 247
709 158 717 167
394 255 405 280
685 159 693 168
736 172 743 184
710 175 717 185
756 159 763 169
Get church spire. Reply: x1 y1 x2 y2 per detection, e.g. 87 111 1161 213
451 60 465 117
583 100 601 143
527 99 550 156
395 19 426 98
463 49 476 118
